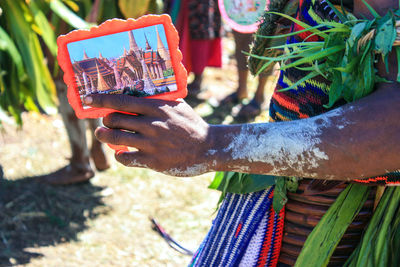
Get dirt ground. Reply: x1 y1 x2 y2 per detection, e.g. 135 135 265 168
0 35 277 267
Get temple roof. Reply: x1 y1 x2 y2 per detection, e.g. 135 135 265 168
144 51 163 64
72 58 113 79
116 54 141 71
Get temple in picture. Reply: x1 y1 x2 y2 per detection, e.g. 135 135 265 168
72 26 176 98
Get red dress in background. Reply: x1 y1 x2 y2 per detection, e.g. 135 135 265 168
165 0 222 74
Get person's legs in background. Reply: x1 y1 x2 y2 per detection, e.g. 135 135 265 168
219 31 253 105
38 81 109 185
187 38 222 98
87 118 110 172
235 72 269 121
233 31 253 101
221 30 276 121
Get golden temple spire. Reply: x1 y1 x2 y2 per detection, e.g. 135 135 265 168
83 50 89 60
155 26 172 69
144 33 151 50
156 26 166 51
95 62 110 92
129 30 140 52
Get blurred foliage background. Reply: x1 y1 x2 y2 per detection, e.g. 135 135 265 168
0 0 162 125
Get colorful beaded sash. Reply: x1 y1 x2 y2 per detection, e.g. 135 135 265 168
189 188 285 267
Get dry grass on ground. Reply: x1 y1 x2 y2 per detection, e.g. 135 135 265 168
0 35 278 267
0 111 222 267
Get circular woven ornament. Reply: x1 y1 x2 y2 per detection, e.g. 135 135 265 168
218 0 269 33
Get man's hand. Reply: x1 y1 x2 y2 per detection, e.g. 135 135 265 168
84 95 216 176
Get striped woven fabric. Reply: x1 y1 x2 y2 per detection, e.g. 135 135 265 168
190 188 285 267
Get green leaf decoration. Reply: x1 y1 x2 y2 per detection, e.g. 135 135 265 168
209 172 277 210
267 11 328 39
272 177 287 213
361 0 381 19
344 186 400 267
295 184 370 267
347 21 368 50
374 12 396 56
325 0 348 23
285 176 299 192
254 24 326 39
396 47 400 82
251 4 400 108
209 172 276 195
248 0 298 75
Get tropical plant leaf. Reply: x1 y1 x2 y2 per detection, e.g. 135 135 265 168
28 0 58 56
49 0 92 29
4 0 57 114
0 26 26 82
62 0 80 12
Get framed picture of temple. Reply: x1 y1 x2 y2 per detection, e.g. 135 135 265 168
57 15 187 119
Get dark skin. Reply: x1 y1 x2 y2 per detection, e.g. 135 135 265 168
85 0 400 180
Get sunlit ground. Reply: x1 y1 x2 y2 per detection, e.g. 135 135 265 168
0 34 277 266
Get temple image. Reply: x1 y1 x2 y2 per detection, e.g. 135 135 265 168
71 25 176 102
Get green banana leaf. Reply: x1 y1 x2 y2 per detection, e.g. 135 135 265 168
295 184 370 267
345 186 400 267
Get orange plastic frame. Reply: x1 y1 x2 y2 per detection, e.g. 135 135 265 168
57 15 187 119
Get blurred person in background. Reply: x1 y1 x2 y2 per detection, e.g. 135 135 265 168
164 0 223 99
37 0 114 185
220 30 277 122
37 80 110 185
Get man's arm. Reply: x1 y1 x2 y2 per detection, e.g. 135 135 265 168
84 81 400 181
85 0 400 180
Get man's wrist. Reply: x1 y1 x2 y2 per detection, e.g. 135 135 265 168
203 124 221 172
203 124 243 173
